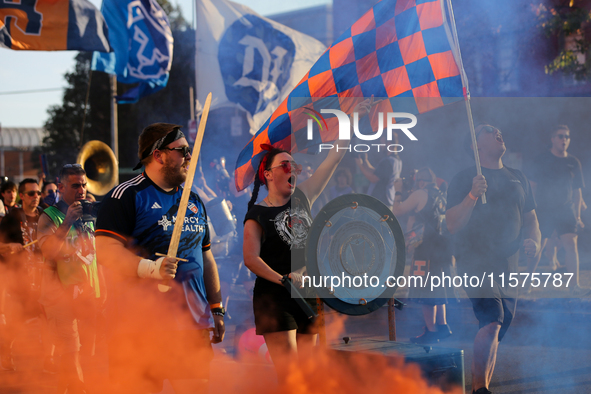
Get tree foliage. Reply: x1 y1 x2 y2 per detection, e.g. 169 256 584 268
536 1 591 80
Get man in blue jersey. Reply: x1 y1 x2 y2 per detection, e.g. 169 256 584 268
96 123 224 394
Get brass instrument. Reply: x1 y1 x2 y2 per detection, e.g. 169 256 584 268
77 140 118 196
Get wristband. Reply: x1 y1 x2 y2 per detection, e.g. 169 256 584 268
137 258 164 279
209 302 223 310
211 307 225 317
395 191 402 196
468 191 478 201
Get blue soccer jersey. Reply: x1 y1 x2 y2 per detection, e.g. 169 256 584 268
96 173 212 329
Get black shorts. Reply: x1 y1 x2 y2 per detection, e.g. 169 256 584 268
469 297 516 342
537 205 577 239
253 286 318 335
409 240 452 303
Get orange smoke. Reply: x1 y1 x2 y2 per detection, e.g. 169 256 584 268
0 254 463 394
228 314 462 394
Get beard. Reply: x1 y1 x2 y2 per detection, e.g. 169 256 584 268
161 158 187 187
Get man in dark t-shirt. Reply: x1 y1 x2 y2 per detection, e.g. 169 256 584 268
527 125 587 295
447 124 541 394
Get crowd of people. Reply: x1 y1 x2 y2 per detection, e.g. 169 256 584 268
0 119 586 394
292 123 585 394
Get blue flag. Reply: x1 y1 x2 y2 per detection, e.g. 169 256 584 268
91 0 173 103
0 0 110 52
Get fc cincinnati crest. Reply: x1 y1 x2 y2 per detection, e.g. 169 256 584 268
272 207 312 250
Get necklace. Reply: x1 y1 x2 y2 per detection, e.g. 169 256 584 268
265 197 275 207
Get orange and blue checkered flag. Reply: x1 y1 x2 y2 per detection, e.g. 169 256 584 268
0 0 110 52
235 0 464 191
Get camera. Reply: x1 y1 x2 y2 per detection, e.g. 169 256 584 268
80 200 99 221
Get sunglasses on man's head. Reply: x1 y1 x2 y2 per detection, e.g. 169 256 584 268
25 191 41 197
63 163 82 169
268 161 303 175
160 146 191 157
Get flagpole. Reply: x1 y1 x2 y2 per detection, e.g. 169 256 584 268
442 0 486 203
110 75 119 161
198 0 199 123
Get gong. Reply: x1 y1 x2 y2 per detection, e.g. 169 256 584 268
305 194 405 315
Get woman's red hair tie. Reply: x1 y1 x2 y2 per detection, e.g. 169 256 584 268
257 144 274 184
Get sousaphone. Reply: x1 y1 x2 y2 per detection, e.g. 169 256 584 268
77 140 118 196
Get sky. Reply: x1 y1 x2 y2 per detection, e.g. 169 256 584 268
0 0 330 129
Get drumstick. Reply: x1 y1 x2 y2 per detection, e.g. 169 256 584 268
155 252 188 262
23 240 38 248
7 239 38 254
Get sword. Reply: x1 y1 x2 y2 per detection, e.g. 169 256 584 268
158 92 212 293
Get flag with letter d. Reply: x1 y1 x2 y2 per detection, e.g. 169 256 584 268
91 0 173 103
0 0 110 51
196 0 326 135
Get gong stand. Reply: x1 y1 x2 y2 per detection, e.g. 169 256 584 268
303 194 406 344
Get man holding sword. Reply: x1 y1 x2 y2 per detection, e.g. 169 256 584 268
96 122 224 394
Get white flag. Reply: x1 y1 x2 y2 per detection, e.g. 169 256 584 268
196 0 326 134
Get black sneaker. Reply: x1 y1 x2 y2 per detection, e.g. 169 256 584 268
410 327 439 344
435 323 453 340
473 387 493 394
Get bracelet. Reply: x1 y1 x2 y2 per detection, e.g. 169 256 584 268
209 302 223 310
211 307 225 317
137 258 163 279
395 191 402 196
468 192 478 201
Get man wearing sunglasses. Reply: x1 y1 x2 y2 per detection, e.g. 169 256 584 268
447 124 541 394
96 123 223 394
0 179 46 371
528 125 587 296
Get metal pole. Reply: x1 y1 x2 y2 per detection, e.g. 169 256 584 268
387 298 396 341
19 151 23 181
442 0 486 203
316 297 327 346
110 75 119 161
189 86 195 121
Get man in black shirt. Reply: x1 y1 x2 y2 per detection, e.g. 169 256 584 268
527 125 587 295
447 124 541 394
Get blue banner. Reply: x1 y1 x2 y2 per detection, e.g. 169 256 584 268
91 0 173 103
